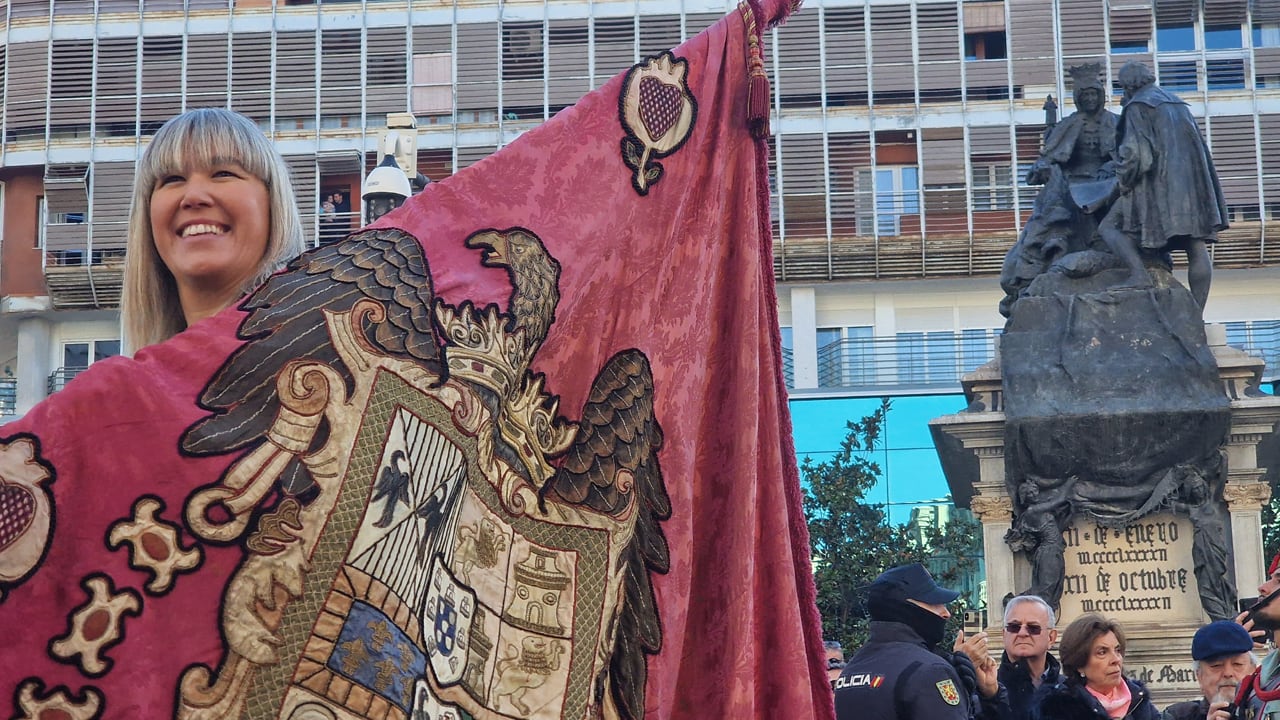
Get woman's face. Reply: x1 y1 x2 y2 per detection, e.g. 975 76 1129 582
149 158 270 307
1081 631 1125 692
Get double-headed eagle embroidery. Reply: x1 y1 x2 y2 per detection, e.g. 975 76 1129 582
176 227 670 720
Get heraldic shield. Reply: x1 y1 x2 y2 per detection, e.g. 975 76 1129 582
174 227 670 720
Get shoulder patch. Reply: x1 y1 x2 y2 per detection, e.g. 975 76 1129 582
936 678 960 705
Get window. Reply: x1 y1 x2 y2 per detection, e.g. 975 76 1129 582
35 196 45 250
857 167 920 236
63 340 119 370
961 328 997 373
1256 23 1280 48
50 339 121 393
1112 40 1149 53
971 163 1013 211
1203 24 1244 50
1156 24 1196 52
896 331 959 385
816 326 874 388
964 31 1007 60
816 327 842 350
1230 204 1262 222
1223 320 1280 379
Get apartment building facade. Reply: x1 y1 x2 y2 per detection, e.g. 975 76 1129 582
2 0 1280 517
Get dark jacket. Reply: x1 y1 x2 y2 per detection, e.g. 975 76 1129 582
1156 699 1205 720
981 651 1064 720
1160 694 1264 720
834 621 972 720
1030 678 1160 720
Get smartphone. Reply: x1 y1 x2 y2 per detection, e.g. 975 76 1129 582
1240 596 1276 644
963 610 985 637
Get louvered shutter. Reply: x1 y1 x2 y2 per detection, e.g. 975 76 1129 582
592 16 635 88
368 27 408 116
275 30 317 123
140 35 183 123
230 32 271 117
457 21 499 119
777 133 827 239
187 34 229 108
870 5 914 104
776 12 821 109
918 3 961 98
90 161 136 251
547 19 588 111
1011 0 1057 92
6 42 48 135
829 133 872 237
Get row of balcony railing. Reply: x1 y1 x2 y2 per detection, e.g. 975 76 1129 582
4 324 1279 418
0 379 14 418
782 320 1280 393
46 367 85 396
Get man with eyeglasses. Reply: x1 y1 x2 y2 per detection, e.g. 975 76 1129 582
978 594 1062 720
835 563 1006 720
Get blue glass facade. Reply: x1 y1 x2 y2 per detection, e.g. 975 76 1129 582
790 393 967 525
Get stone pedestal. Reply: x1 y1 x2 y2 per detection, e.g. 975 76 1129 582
930 326 1280 707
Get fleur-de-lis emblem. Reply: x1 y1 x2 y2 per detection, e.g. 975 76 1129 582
619 51 698 195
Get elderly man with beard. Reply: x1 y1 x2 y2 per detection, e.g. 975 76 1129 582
1161 621 1257 720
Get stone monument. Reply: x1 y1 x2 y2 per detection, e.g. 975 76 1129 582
932 61 1280 706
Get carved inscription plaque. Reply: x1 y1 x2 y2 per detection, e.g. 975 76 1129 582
1058 513 1202 624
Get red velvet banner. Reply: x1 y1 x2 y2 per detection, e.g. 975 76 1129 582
0 3 831 718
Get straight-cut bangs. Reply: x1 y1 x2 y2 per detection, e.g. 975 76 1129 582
134 109 277 199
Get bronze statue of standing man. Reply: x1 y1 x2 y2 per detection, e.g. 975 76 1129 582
1098 60 1229 310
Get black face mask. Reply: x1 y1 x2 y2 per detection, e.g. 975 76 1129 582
868 595 948 649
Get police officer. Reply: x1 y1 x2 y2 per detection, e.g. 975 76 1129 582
834 563 1003 720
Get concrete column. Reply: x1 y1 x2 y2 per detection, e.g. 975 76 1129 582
15 316 52 415
790 286 818 389
872 294 896 386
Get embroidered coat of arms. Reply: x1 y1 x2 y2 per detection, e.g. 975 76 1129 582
173 227 670 720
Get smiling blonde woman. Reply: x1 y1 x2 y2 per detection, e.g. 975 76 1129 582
122 108 306 353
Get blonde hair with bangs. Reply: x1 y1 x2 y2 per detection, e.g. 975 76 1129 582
122 107 306 353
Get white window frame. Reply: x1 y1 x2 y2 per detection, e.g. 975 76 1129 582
856 166 920 236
